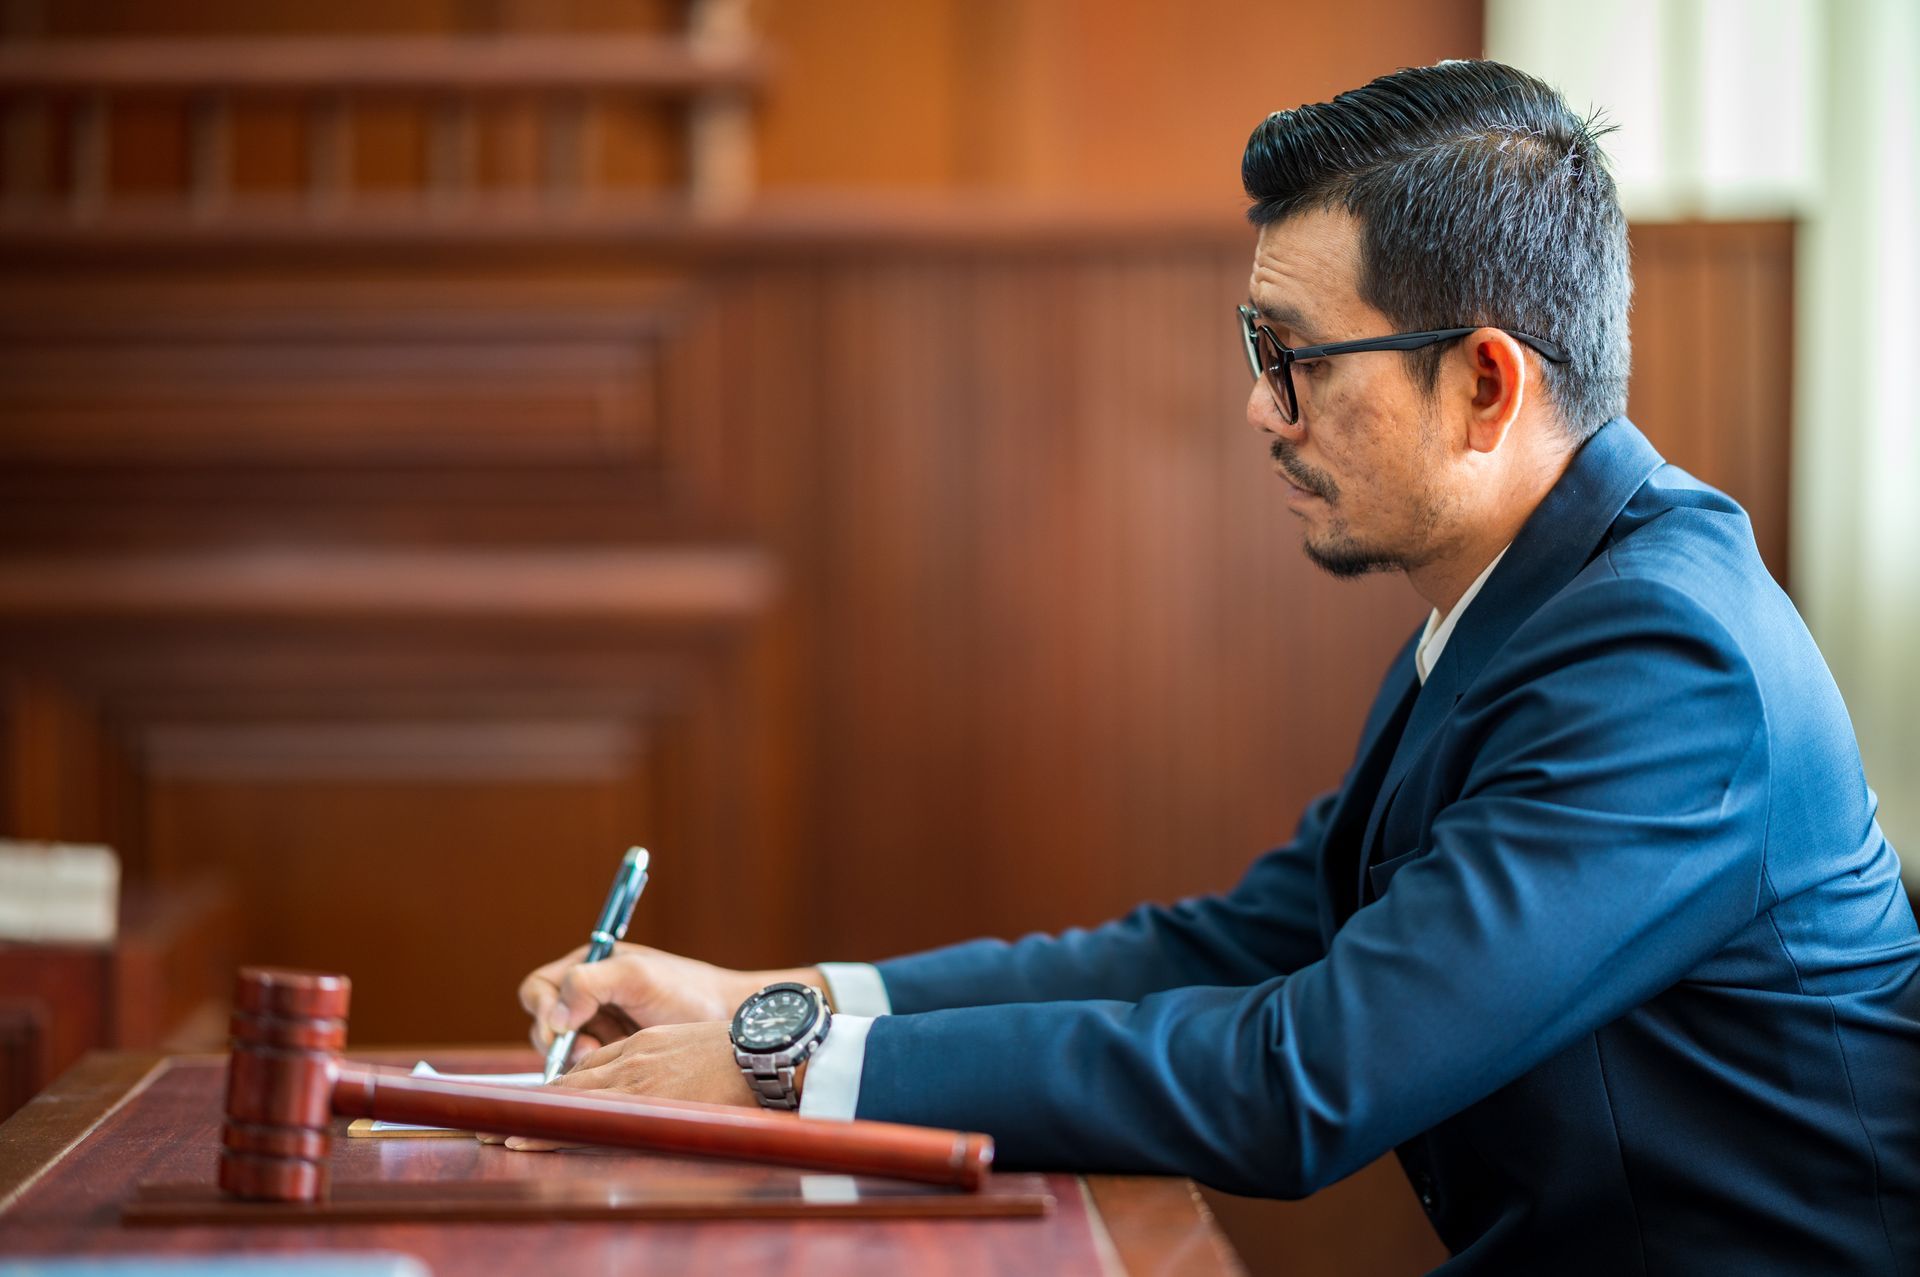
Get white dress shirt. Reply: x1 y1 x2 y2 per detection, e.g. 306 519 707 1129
1414 544 1509 685
797 546 1513 1121
795 964 889 1121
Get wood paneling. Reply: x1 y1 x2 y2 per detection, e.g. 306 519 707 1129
0 1000 42 1119
0 1052 1237 1276
756 0 1484 200
5 0 1484 222
2 14 766 218
0 35 770 93
0 275 754 549
0 297 671 470
0 615 794 1045
795 245 1421 957
1627 221 1795 584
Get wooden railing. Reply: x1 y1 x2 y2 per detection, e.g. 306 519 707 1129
0 5 766 227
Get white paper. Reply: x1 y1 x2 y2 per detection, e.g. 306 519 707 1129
0 840 119 943
367 1060 544 1132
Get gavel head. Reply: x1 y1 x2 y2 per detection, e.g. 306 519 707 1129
219 968 351 1203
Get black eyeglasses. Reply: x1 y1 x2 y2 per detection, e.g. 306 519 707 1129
1237 304 1571 424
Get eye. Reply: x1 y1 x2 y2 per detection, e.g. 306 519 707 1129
1296 357 1330 378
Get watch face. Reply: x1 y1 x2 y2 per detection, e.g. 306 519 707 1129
733 987 817 1051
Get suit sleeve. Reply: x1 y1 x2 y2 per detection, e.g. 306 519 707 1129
874 789 1338 1013
855 578 1770 1198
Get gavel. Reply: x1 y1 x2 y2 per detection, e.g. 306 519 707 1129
219 968 994 1202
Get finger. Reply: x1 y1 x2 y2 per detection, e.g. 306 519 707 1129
586 1005 640 1042
570 1036 627 1074
475 1131 507 1144
547 960 636 1037
529 1021 602 1052
525 1034 605 1084
518 944 591 1044
517 944 592 1020
548 1062 621 1091
502 1135 583 1152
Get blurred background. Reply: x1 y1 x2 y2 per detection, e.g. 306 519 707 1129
0 1 1911 1272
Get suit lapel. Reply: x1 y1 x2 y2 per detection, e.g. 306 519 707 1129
1356 664 1457 901
1349 418 1669 904
1319 642 1421 934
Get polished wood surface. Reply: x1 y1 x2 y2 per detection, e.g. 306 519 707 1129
220 967 350 1201
328 1067 998 1191
215 968 995 1198
130 1171 1053 1225
0 1050 1234 1275
0 1050 160 1216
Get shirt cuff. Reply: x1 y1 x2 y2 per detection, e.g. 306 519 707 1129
797 1013 874 1122
817 962 893 1016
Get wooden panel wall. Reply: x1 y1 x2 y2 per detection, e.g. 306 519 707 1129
11 0 1483 208
798 244 1421 955
1628 220 1795 582
756 0 1484 200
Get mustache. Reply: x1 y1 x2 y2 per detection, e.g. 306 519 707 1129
1270 438 1338 501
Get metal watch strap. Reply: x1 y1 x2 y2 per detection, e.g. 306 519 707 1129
731 982 829 1111
740 1063 803 1110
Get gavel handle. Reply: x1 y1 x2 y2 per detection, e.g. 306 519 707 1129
329 1065 994 1190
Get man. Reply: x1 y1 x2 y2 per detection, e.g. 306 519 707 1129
507 62 1920 1274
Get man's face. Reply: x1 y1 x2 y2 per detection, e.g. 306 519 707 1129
1246 208 1459 578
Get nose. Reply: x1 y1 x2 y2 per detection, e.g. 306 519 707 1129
1246 380 1305 442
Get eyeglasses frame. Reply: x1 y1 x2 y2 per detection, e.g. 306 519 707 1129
1237 304 1572 423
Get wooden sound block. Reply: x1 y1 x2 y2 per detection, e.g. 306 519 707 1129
123 1171 1057 1224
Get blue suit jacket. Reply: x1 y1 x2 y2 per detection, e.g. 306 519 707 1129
856 419 1920 1275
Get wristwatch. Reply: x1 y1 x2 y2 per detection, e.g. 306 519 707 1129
729 981 831 1110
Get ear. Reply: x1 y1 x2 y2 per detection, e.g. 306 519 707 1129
1465 328 1527 454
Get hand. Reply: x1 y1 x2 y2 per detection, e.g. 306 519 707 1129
516 942 821 1066
482 1022 767 1151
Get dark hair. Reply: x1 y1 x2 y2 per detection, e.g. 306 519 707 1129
1242 60 1629 442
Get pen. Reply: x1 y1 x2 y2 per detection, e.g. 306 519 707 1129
542 846 650 1084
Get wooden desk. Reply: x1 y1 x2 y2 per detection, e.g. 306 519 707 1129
0 1050 1245 1276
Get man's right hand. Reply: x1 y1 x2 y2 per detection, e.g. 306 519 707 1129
516 943 823 1065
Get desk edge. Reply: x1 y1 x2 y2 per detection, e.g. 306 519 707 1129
1085 1173 1250 1277
0 1051 1247 1277
0 1049 168 1214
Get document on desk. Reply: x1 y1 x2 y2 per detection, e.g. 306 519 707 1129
347 1061 544 1137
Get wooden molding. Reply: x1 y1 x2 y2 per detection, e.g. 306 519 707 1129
0 548 777 621
0 330 664 471
139 717 647 782
0 194 1255 255
0 36 771 95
